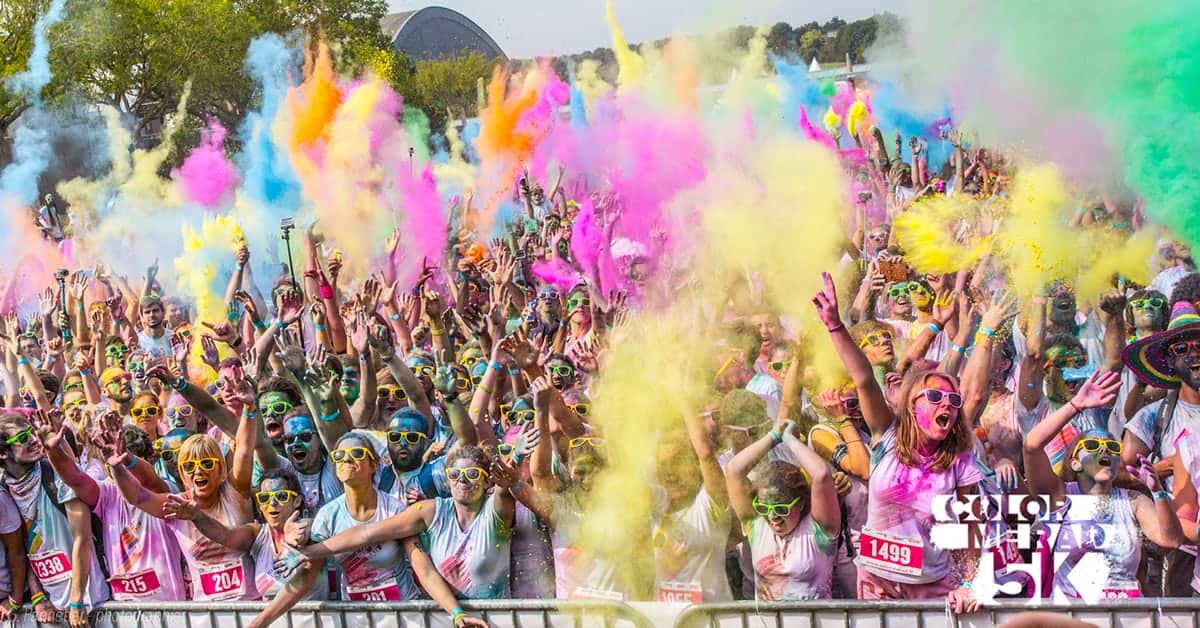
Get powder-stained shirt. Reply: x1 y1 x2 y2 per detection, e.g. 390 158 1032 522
651 487 732 602
746 515 835 600
94 481 186 600
311 491 421 601
421 495 512 599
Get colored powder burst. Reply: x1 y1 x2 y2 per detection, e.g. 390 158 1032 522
174 120 238 207
893 195 992 274
57 106 132 219
175 215 244 323
239 34 301 211
3 0 67 100
846 100 870 138
288 42 344 149
121 81 191 205
604 0 645 89
391 166 449 291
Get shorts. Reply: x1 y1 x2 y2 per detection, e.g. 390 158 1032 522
858 569 956 600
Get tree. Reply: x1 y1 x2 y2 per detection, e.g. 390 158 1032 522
0 0 43 134
412 51 499 132
798 28 823 62
766 21 795 54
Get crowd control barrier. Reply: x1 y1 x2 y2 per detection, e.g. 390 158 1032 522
31 600 653 628
673 599 1200 628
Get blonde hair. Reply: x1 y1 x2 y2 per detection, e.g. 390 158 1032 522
895 368 973 472
178 434 226 482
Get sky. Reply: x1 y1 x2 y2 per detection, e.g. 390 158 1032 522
386 0 907 59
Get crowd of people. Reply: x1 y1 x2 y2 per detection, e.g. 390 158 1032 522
1 93 1198 628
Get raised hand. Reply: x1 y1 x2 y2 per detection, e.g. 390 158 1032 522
1071 369 1122 410
233 291 260 322
1097 289 1127 321
366 320 394 357
202 321 239 346
994 458 1020 491
513 422 541 459
491 456 518 489
38 287 57 317
980 289 1019 330
162 491 201 521
199 336 221 371
348 310 369 356
283 510 311 547
811 272 843 332
276 329 306 373
235 244 250 268
932 290 958 327
503 329 536 369
278 289 303 325
1126 454 1162 493
529 375 553 409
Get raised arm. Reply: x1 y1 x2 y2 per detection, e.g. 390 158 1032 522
1018 297 1048 412
783 428 839 535
812 272 893 440
724 421 784 524
106 451 170 518
227 380 259 498
432 365 477 447
1126 457 1185 549
1023 370 1121 501
303 502 434 561
684 404 727 508
1096 291 1127 374
162 492 258 553
529 376 561 493
960 291 1018 422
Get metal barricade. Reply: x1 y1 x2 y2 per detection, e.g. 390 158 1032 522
72 600 653 628
673 599 1200 628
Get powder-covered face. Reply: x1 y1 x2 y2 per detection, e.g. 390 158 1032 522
386 414 430 472
911 376 959 443
338 365 360 405
283 415 322 473
1169 332 1200 391
257 477 300 529
751 313 782 354
1074 440 1118 484
756 485 804 537
1044 346 1088 403
448 456 490 505
258 391 292 449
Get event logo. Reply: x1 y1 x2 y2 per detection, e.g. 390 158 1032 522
929 494 1133 604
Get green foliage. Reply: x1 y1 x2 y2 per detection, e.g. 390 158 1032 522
0 0 41 132
411 51 499 132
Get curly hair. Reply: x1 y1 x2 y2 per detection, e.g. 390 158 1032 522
753 461 811 520
122 426 155 459
894 367 974 472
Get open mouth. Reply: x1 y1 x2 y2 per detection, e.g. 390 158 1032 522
935 413 951 428
193 476 211 489
1098 457 1113 468
289 449 308 462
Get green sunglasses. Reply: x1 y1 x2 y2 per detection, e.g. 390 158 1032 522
752 495 802 518
261 401 294 416
4 428 34 446
1129 297 1165 311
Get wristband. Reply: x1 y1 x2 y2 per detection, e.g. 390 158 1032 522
314 324 326 331
926 322 942 335
29 593 45 605
431 328 446 337
1067 399 1082 414
319 410 340 423
243 409 258 419
978 326 996 338
450 607 466 623
79 369 92 376
275 320 287 329
389 313 401 321
489 361 504 372
508 369 519 376
124 455 138 470
768 430 782 445
1153 489 1171 501
252 319 266 330
826 323 844 333
478 383 493 395
7 597 20 609
172 377 188 392
949 342 965 355
358 352 369 362
16 358 28 366
68 602 85 610
959 580 973 589
319 284 334 300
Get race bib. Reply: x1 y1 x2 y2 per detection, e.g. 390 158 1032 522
657 581 702 603
1101 582 1141 599
987 529 1021 570
30 550 72 585
347 579 402 601
860 528 924 576
109 569 163 598
569 587 625 601
199 561 246 599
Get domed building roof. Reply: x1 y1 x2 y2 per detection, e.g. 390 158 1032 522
383 6 506 61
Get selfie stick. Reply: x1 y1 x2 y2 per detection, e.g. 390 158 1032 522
279 218 305 351
55 270 71 341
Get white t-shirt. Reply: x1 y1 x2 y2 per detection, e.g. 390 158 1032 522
549 492 628 600
5 464 109 608
311 491 421 601
277 459 343 512
165 484 256 601
0 490 21 596
746 515 836 600
510 502 554 598
861 426 984 584
651 487 732 602
421 495 512 599
248 524 328 601
94 481 186 600
137 328 174 359
1016 396 1106 475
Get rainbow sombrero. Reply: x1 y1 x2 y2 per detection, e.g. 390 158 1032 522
1123 301 1200 389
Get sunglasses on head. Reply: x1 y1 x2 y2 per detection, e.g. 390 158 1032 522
915 389 964 408
255 489 299 506
858 330 894 348
331 447 375 463
180 458 220 474
377 385 408 401
4 428 33 446
568 402 590 416
260 401 294 417
447 466 489 482
284 431 315 446
166 406 194 420
569 436 603 449
1047 354 1088 369
752 495 802 518
1072 438 1122 458
131 405 161 419
1130 297 1165 311
508 409 535 424
1168 339 1200 357
387 430 427 445
768 360 792 372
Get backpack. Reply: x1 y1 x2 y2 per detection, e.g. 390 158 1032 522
37 460 110 580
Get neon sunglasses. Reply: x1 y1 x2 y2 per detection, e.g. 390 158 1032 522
887 283 921 298
105 346 130 360
446 467 489 482
547 364 574 377
1129 297 1164 311
454 376 472 391
260 401 294 416
858 330 894 348
64 398 87 410
569 436 603 449
4 428 34 446
1168 340 1200 357
410 365 435 377
768 360 792 372
180 458 220 474
566 296 590 312
387 431 427 445
1072 438 1122 458
377 386 408 400
915 389 963 408
752 495 802 518
130 406 161 419
497 443 516 457
568 402 591 416
331 447 375 463
255 489 299 506
1046 354 1088 369
722 422 771 438
508 409 535 424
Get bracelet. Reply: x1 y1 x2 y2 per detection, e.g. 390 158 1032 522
1067 399 1082 414
959 580 973 589
319 284 334 300
243 409 258 419
79 368 92 376
124 455 138 469
314 324 326 331
768 430 782 445
450 607 467 625
826 323 845 333
431 329 446 337
1153 489 1171 501
7 597 20 609
508 369 519 376
172 377 188 392
978 326 996 338
358 352 369 362
68 602 85 610
949 342 965 354
319 410 340 423
29 593 45 605
389 313 401 321
926 322 942 335
489 361 504 372
275 320 287 329
478 383 493 395
16 358 28 366
252 319 266 330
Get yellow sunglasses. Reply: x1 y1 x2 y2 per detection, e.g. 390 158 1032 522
180 458 220 474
